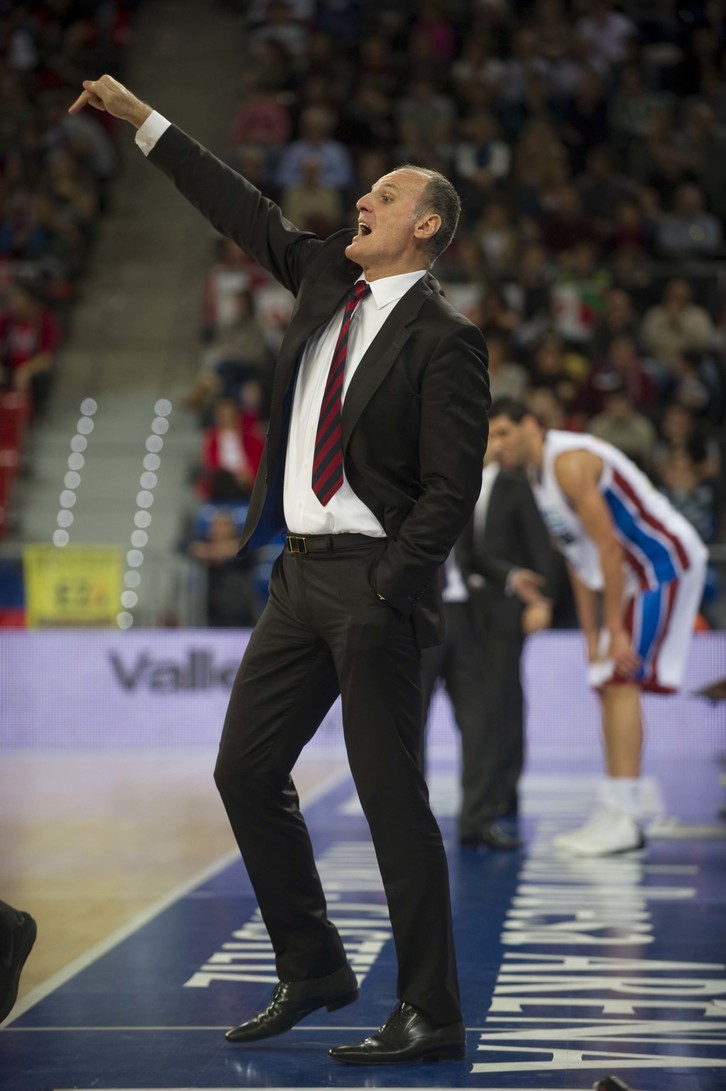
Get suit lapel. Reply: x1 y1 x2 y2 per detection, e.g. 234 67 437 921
273 277 355 401
482 471 506 545
341 274 435 447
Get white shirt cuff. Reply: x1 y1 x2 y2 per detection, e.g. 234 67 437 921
135 111 171 157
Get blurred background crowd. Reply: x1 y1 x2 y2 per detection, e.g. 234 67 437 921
1 0 725 628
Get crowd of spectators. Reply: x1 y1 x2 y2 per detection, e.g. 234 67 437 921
0 0 138 538
185 0 726 625
2 1 724 625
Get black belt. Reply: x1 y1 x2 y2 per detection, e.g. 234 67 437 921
285 533 385 555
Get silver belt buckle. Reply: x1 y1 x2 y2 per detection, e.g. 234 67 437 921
287 535 307 554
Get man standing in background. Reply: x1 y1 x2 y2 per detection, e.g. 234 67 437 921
422 459 555 851
463 455 557 828
487 397 707 857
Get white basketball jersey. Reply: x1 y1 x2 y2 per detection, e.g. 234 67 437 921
531 431 706 592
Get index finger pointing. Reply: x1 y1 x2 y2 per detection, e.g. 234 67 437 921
68 89 91 114
69 87 106 115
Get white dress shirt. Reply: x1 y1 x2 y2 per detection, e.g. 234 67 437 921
441 551 469 604
135 110 171 154
473 460 500 541
468 461 501 591
284 270 425 534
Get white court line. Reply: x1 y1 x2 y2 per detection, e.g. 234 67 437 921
6 1023 490 1032
3 764 352 1026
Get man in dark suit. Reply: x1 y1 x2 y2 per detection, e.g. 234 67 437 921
422 465 554 851
463 458 556 820
70 76 489 1064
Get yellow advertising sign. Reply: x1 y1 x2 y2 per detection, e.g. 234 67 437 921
23 544 123 628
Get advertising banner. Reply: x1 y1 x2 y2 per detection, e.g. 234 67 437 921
1 629 724 752
23 544 123 628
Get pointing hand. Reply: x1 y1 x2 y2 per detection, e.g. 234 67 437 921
69 75 152 129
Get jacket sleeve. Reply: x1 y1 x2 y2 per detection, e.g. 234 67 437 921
147 124 322 295
373 321 490 614
469 553 513 591
462 476 552 594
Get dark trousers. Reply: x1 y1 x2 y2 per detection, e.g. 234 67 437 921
422 603 524 831
214 539 461 1026
478 620 525 815
422 602 492 837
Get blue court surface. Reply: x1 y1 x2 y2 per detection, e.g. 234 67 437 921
1 633 725 1091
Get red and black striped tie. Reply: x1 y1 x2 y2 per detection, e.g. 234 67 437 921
312 279 369 506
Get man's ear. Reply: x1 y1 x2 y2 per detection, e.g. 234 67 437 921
415 213 441 240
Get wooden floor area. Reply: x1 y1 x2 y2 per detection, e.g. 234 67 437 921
0 750 348 1002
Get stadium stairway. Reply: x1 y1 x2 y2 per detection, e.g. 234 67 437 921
10 0 248 572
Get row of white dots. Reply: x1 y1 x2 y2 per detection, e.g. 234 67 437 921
53 398 97 547
117 399 173 629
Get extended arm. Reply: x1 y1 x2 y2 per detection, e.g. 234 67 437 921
555 451 641 676
69 76 319 293
567 562 601 662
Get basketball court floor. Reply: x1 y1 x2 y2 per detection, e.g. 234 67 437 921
1 630 725 1091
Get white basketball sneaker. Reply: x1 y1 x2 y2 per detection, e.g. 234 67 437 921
554 809 646 856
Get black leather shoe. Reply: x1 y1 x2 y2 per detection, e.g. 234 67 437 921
225 964 358 1043
459 822 522 850
328 1001 465 1064
0 908 37 1025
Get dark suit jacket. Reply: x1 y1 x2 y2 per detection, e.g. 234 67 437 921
149 126 490 646
462 467 556 639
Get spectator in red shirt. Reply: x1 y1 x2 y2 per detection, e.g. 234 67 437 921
0 283 61 418
539 183 598 254
199 388 265 503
